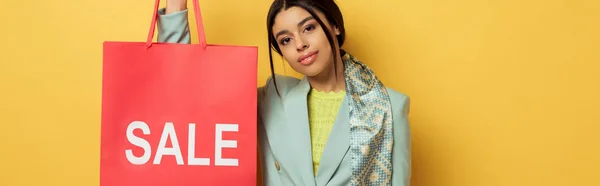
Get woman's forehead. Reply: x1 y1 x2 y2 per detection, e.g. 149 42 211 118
272 6 327 30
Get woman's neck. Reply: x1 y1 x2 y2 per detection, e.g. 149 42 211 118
307 53 346 93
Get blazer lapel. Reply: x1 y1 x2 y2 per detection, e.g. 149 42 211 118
315 96 351 185
281 77 317 185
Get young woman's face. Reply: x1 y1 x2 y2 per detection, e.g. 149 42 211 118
271 6 340 77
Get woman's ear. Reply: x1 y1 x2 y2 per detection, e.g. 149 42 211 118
333 25 341 35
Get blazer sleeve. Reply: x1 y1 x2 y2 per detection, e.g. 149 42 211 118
157 8 191 44
392 95 411 186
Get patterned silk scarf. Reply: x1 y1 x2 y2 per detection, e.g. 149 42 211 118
343 52 394 185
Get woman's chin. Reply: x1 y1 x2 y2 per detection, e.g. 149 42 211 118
290 61 329 77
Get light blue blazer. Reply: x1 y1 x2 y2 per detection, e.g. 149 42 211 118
156 9 411 186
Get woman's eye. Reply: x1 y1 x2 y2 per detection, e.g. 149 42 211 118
304 24 315 32
280 37 291 45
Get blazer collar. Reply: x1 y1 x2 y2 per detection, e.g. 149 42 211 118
269 76 351 185
281 77 316 185
315 95 350 185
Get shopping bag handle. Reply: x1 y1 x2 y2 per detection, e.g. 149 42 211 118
146 0 207 49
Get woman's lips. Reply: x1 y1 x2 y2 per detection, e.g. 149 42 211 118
298 51 319 65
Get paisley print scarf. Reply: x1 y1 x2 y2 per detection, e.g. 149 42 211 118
343 52 394 185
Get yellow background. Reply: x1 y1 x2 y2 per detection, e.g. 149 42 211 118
1 0 599 185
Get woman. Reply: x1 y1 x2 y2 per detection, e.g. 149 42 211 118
157 0 411 185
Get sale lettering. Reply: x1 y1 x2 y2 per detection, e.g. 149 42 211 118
125 121 239 166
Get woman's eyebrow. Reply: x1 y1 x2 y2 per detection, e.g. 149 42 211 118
274 16 315 38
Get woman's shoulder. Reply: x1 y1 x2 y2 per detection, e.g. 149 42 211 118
384 87 411 116
257 74 302 104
